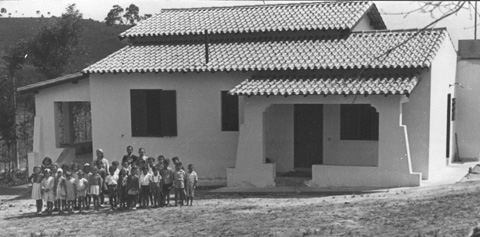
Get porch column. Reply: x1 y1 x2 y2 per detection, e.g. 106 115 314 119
227 99 276 187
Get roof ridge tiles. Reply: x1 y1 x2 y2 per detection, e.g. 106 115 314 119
161 1 370 12
354 27 447 34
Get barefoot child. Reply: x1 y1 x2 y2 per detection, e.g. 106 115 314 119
186 164 198 206
89 167 103 211
174 162 186 206
105 166 118 210
29 166 44 213
126 167 140 210
41 169 55 215
65 171 77 213
76 170 88 213
150 166 162 207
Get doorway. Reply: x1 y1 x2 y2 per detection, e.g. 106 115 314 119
294 104 323 169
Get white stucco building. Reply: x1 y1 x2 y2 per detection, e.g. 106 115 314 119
19 1 458 188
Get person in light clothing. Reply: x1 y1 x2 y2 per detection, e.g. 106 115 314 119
41 169 55 215
185 164 198 206
105 166 118 210
55 168 67 214
139 167 152 208
29 166 44 213
89 167 103 211
76 170 88 213
174 162 186 206
64 171 77 214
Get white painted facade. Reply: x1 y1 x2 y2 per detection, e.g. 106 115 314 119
456 40 480 161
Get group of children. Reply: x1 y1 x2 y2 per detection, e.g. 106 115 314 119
28 146 199 215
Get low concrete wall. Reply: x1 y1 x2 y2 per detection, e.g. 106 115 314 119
311 165 421 188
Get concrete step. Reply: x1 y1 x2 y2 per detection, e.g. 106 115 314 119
275 176 310 187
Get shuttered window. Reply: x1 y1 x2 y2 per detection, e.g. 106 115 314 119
130 90 177 137
221 91 239 131
340 104 379 141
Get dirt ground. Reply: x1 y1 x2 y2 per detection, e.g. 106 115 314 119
2 179 480 237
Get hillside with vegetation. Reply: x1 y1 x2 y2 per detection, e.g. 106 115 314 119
0 17 130 87
0 17 130 183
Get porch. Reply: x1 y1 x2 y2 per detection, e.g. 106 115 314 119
227 73 422 188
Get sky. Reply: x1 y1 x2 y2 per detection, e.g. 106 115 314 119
0 0 478 49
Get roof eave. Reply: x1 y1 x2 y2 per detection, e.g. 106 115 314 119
17 72 88 94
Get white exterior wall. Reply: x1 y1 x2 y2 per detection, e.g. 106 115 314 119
352 14 374 31
31 79 91 169
428 36 457 177
89 72 247 185
265 105 294 173
456 59 480 159
402 70 431 179
323 104 378 166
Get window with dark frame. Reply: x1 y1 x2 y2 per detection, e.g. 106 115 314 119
221 91 239 131
340 104 379 141
130 89 177 137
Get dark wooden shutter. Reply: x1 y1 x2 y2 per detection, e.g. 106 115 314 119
159 90 177 136
340 104 378 140
131 90 148 137
146 90 162 136
221 91 239 131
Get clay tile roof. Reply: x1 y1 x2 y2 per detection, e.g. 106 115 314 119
229 72 420 96
83 28 447 74
119 1 386 38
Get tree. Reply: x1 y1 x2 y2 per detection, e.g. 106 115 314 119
1 8 6 14
28 4 84 79
0 41 28 178
105 5 124 26
105 4 143 26
124 4 140 25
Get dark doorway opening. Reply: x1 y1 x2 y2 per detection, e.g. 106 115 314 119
294 104 323 169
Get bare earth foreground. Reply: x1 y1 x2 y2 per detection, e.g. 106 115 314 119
2 179 480 237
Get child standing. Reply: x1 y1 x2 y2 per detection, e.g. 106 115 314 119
89 167 103 211
65 171 77 214
76 170 88 213
29 166 44 213
41 169 55 215
174 162 186 206
139 167 151 208
118 161 129 209
70 163 80 210
185 164 198 206
96 160 107 206
150 167 162 207
160 158 174 206
55 168 67 214
83 163 92 209
126 167 140 210
105 166 118 210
